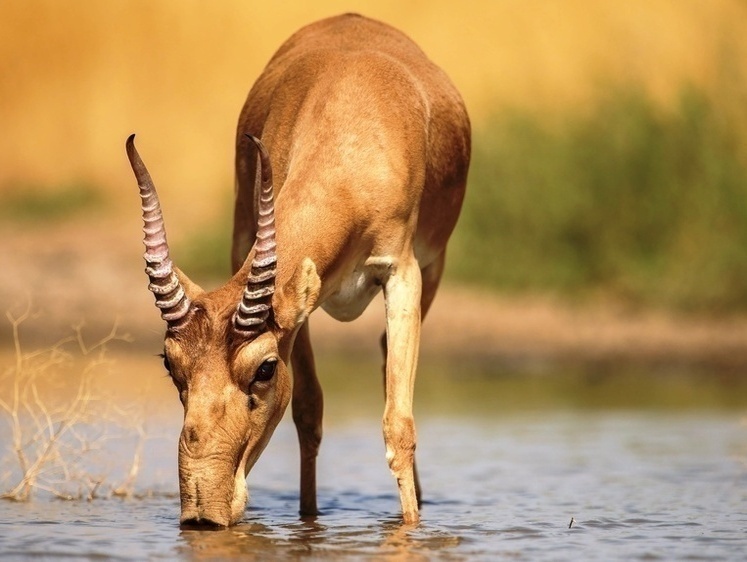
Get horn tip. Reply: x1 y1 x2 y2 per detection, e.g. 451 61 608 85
126 134 139 162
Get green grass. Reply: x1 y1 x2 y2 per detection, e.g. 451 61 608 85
0 182 104 223
448 84 747 313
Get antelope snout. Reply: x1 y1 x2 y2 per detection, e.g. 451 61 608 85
178 466 246 528
178 433 249 528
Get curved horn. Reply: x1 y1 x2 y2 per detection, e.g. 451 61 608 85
234 134 277 334
125 134 191 327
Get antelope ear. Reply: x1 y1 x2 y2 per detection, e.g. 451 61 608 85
174 266 205 299
277 257 320 329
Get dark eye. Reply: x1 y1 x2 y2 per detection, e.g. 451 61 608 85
160 351 186 400
160 352 171 373
254 359 277 382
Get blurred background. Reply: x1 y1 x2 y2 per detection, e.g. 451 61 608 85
2 0 747 374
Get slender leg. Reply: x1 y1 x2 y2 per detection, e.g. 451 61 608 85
381 254 423 524
378 251 446 513
291 320 323 516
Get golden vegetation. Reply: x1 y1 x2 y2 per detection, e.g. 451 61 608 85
1 0 746 225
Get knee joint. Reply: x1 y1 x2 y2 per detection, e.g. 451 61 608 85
383 414 416 470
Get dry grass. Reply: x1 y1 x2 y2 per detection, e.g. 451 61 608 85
0 302 150 501
1 0 746 226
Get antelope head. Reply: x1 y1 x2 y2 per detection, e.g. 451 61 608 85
125 134 318 527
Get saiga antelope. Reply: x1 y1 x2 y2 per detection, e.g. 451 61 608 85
126 13 470 527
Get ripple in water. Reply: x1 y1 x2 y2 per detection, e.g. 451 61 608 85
1 412 745 561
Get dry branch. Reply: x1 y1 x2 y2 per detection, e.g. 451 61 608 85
0 304 151 501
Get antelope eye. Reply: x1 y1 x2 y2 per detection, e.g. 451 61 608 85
254 359 277 382
160 352 171 373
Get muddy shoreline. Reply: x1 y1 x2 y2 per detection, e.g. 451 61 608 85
3 219 747 374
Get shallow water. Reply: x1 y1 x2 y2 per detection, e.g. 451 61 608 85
1 358 746 560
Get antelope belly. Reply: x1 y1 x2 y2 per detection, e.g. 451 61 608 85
321 257 394 321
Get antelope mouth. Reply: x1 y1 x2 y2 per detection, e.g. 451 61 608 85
179 517 227 531
179 501 235 529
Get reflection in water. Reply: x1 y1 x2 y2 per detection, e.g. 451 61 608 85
178 521 276 559
178 515 461 560
380 520 461 560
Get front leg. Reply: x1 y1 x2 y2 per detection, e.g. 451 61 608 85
291 320 323 516
378 251 446 509
381 255 422 524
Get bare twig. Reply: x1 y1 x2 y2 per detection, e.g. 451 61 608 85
0 311 150 501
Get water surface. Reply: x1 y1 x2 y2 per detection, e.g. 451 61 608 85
1 357 746 560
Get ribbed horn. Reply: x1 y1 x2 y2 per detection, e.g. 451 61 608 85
125 134 191 327
234 134 277 335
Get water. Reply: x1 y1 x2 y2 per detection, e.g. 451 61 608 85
1 359 746 560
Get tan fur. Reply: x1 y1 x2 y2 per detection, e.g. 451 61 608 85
149 13 469 527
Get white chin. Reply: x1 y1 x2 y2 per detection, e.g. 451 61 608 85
229 469 248 524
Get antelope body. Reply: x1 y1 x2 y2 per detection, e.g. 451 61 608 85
126 13 470 527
